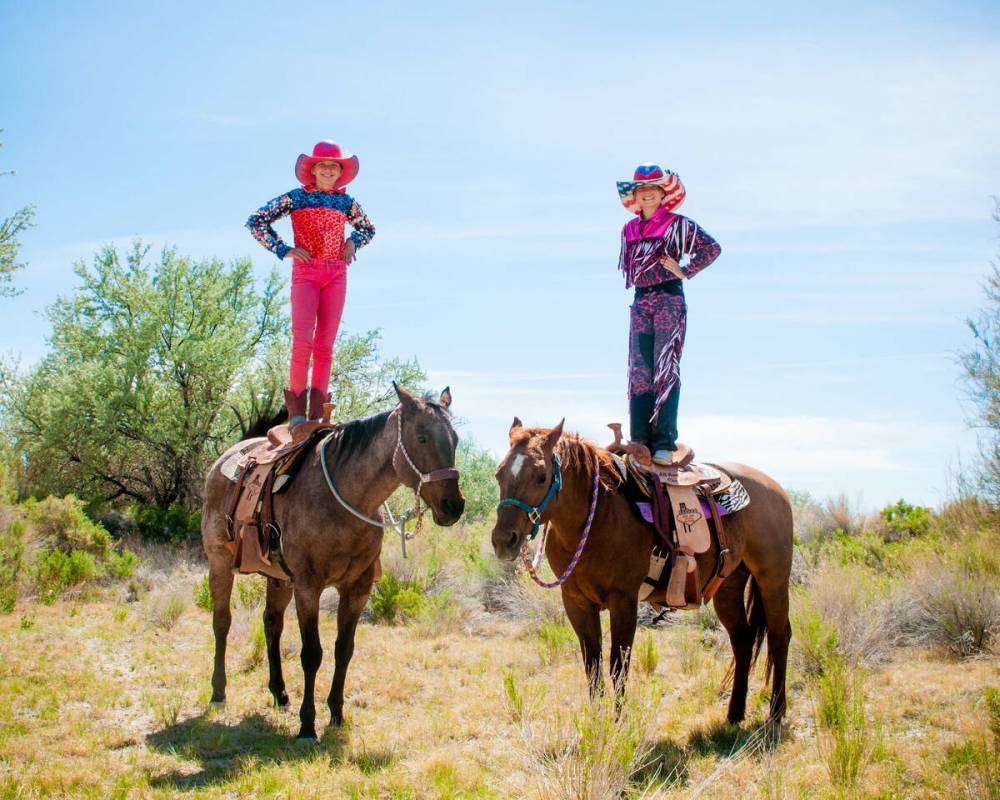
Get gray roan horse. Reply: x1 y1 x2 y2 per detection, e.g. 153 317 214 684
492 420 793 724
201 385 464 739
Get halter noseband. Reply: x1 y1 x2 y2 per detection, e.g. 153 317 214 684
496 453 562 540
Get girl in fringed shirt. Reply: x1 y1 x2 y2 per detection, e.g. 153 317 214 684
247 141 375 432
617 164 720 465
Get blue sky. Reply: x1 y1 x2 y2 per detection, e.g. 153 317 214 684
2 0 998 507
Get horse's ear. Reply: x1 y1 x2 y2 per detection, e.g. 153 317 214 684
509 416 523 443
542 419 565 452
393 381 419 414
439 386 452 409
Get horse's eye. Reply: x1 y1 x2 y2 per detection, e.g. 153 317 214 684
536 473 547 485
417 435 428 444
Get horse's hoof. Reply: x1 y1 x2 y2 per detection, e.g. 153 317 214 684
296 733 318 744
208 700 226 710
276 701 291 713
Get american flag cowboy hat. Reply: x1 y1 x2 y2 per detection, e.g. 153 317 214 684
617 164 686 215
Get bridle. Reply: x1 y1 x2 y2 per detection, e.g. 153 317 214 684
496 453 562 541
321 404 459 531
496 448 601 589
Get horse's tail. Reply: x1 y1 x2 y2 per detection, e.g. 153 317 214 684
746 574 771 683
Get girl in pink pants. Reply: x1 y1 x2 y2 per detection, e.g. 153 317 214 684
247 140 376 430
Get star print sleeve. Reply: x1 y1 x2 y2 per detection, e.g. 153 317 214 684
346 201 375 250
246 192 294 260
665 218 721 279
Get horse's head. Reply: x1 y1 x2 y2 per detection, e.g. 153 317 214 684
393 383 465 526
491 416 564 560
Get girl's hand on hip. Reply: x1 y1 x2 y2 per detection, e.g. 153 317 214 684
286 247 311 262
342 239 356 264
659 255 686 280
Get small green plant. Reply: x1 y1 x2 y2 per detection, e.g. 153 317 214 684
148 591 186 631
636 631 659 676
193 575 213 612
503 666 526 724
536 620 576 666
112 604 127 623
351 744 395 775
794 607 841 677
236 576 265 609
369 572 425 624
19 613 34 630
815 655 879 791
243 620 266 672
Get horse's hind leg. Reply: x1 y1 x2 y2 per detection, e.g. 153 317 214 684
264 578 294 709
208 556 235 705
327 567 376 726
757 578 792 723
712 564 755 724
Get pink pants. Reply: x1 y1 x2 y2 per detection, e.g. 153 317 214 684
289 258 347 395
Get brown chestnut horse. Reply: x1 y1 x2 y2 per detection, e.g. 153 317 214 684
201 385 464 739
492 419 793 724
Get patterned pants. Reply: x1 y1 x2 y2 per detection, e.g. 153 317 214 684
628 292 687 447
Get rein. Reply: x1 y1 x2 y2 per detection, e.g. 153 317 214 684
320 406 459 534
509 452 601 589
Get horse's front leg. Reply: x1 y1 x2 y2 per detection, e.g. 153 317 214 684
327 565 377 725
562 590 603 696
294 583 323 740
607 591 638 705
264 577 294 709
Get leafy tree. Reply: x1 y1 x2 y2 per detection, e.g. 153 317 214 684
961 200 1000 502
0 137 34 298
1 242 287 507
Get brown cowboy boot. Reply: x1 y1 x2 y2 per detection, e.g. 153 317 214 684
307 387 330 422
283 388 307 432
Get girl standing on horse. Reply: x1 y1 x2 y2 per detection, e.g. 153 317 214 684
246 140 375 432
617 164 720 465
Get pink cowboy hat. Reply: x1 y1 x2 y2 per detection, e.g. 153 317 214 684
616 164 686 215
295 140 360 189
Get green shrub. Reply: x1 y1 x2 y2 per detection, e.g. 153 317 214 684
455 439 500 521
34 548 97 604
193 575 213 612
236 576 265 609
133 503 201 544
369 573 425 624
879 499 931 540
24 495 113 556
794 607 840 677
0 519 25 613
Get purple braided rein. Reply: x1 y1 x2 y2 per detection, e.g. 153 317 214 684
521 453 601 588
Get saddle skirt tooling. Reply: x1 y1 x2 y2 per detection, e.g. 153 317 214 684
606 428 751 611
220 410 338 583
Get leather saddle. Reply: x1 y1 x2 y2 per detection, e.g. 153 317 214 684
606 424 748 611
221 405 339 582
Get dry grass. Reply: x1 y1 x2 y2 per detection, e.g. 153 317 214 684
0 528 998 798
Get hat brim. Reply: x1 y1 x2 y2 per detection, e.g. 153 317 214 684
617 175 686 215
296 153 360 189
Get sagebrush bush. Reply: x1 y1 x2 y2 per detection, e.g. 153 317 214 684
24 495 113 556
369 572 425 624
0 518 25 613
815 655 880 791
906 562 1000 658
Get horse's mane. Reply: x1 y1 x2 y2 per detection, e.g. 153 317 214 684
510 428 623 492
326 409 394 466
326 394 454 467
